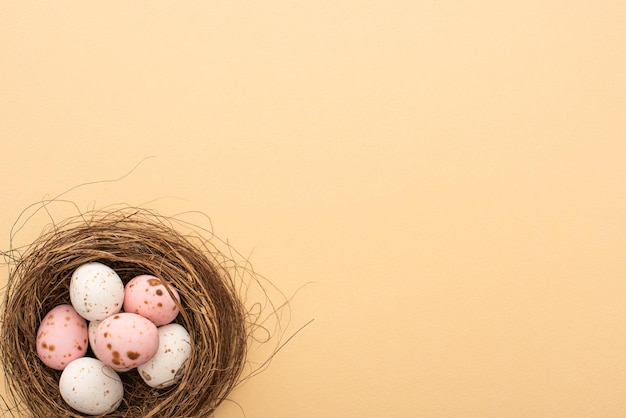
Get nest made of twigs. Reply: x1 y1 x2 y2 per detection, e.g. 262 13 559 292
1 208 249 417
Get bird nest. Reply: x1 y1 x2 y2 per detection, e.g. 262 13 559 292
0 208 252 417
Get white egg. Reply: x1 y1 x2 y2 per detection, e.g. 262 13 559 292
70 262 124 321
59 357 124 415
137 323 191 388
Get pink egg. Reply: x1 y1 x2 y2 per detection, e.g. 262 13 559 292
92 312 159 370
123 275 180 326
36 304 88 370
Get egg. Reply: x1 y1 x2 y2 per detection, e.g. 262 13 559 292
137 323 191 388
70 262 124 321
92 312 159 370
59 357 123 415
36 304 88 370
90 319 131 372
123 275 180 326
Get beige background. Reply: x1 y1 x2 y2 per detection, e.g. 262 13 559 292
1 1 625 417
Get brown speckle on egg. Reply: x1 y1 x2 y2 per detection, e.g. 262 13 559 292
156 289 163 296
127 351 140 360
112 351 121 366
148 278 161 286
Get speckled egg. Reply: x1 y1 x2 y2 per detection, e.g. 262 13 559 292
123 275 180 326
92 312 159 370
36 304 88 370
137 323 191 388
59 357 123 415
90 319 133 372
90 318 131 373
70 262 124 321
